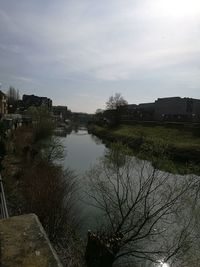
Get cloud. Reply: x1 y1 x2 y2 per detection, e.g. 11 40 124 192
12 76 35 83
0 0 200 111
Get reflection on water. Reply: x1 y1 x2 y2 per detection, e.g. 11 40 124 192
60 128 105 172
90 134 103 145
59 128 106 235
155 261 170 267
54 125 73 137
58 128 196 267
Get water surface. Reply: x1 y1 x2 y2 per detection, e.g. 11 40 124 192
58 128 196 267
59 128 106 234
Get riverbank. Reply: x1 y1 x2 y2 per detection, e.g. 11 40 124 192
2 108 85 266
88 124 200 175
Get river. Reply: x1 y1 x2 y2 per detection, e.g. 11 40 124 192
60 128 105 172
59 128 106 235
58 127 197 267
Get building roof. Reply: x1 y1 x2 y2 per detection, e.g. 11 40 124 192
156 97 200 102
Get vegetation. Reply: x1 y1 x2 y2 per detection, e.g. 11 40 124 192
2 106 84 266
0 121 6 169
102 93 129 126
26 105 55 141
89 124 200 175
7 86 20 113
3 102 200 267
106 93 128 110
112 124 200 148
7 86 19 100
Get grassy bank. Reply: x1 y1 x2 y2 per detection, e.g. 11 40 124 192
89 124 200 175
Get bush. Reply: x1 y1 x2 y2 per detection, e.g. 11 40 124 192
0 122 6 168
21 161 78 239
26 105 55 142
193 126 200 137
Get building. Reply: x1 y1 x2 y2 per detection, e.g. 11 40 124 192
154 97 200 122
122 102 155 122
52 106 69 121
126 97 200 122
137 102 155 121
22 94 52 111
0 91 8 117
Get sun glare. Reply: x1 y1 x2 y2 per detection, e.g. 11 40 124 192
157 260 170 267
154 0 200 18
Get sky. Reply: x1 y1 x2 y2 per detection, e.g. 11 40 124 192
0 0 200 112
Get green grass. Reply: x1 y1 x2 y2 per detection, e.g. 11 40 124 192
106 124 200 150
91 124 200 175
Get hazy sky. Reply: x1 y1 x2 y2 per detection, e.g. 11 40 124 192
0 0 200 112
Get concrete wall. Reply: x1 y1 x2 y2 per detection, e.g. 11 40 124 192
0 214 63 267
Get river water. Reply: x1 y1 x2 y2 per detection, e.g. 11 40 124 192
60 128 105 172
58 127 197 267
59 128 106 235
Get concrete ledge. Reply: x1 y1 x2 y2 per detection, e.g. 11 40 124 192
0 214 63 267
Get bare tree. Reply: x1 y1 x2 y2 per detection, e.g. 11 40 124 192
7 86 20 113
40 136 65 163
106 93 128 110
7 86 20 102
21 162 79 239
85 143 197 267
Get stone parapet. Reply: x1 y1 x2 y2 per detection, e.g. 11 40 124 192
0 214 63 267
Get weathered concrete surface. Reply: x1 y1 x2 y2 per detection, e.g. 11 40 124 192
0 214 63 267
